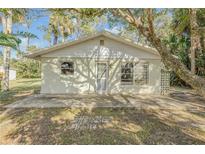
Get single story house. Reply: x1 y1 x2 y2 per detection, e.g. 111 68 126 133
27 31 170 95
0 66 16 80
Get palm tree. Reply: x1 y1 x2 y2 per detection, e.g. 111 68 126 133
1 9 13 91
0 33 21 49
0 8 25 91
48 9 74 45
16 31 38 50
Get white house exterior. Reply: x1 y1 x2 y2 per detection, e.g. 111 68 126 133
27 32 170 95
0 66 16 80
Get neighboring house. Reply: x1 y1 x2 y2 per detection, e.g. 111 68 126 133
0 66 16 80
27 31 170 94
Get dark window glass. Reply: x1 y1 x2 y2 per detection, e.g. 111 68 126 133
100 40 104 46
121 62 133 85
61 62 74 75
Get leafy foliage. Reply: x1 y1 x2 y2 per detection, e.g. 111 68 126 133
162 9 205 86
0 33 21 49
13 45 41 79
1 8 205 91
15 31 39 40
14 59 41 78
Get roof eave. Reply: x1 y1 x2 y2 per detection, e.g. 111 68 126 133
26 31 160 59
25 54 41 60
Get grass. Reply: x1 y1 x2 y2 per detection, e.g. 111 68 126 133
0 108 205 144
0 79 205 144
0 78 41 106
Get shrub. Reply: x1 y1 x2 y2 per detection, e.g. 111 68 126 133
14 58 41 78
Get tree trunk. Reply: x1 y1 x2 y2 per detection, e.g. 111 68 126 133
27 37 30 51
147 32 205 96
62 34 65 43
26 24 30 51
60 26 65 43
115 9 205 96
53 35 58 45
145 10 205 96
2 10 12 91
190 9 201 74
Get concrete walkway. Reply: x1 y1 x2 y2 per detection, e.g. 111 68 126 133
4 91 205 111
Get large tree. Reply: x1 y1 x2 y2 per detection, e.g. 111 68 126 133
1 9 13 91
0 9 25 91
48 9 74 45
70 8 205 96
172 9 203 75
189 9 202 74
112 9 205 96
0 33 21 49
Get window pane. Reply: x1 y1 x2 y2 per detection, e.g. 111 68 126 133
121 62 133 85
61 62 74 75
62 62 73 69
121 68 133 74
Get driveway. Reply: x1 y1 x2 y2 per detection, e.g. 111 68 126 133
4 91 205 111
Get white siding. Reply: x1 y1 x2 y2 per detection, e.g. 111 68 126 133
42 36 160 59
40 36 161 94
41 57 96 94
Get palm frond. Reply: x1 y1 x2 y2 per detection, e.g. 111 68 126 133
0 33 21 49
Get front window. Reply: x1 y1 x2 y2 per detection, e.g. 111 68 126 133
121 62 133 85
61 62 74 75
121 62 149 85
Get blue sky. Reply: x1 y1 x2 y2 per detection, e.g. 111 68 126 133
0 9 172 59
0 15 50 58
13 16 50 49
0 9 114 58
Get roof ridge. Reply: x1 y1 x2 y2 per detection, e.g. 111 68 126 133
26 31 159 59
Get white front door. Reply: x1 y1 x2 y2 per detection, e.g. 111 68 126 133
96 62 108 93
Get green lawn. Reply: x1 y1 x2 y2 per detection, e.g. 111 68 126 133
0 78 41 106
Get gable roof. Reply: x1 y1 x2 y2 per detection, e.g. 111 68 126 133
26 31 160 59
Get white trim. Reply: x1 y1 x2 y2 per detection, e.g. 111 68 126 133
120 61 149 86
96 61 109 94
120 62 134 85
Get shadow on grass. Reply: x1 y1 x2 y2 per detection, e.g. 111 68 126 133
1 107 205 145
169 91 205 104
1 88 205 144
0 88 40 107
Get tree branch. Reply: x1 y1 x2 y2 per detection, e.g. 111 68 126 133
113 8 205 96
145 9 155 38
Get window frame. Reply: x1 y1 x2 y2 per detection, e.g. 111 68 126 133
134 62 149 85
120 62 134 85
60 61 74 76
100 40 104 46
142 63 149 85
120 61 149 86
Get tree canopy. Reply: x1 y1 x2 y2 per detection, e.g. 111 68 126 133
0 8 205 95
